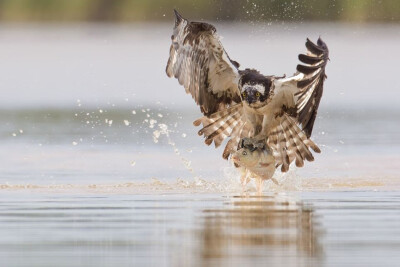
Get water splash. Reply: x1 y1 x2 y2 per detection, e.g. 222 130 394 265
152 122 200 181
0 176 393 194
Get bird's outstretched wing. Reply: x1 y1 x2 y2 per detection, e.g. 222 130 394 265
166 10 241 116
267 38 328 171
274 38 329 138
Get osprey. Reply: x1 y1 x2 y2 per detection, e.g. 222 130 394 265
166 10 329 173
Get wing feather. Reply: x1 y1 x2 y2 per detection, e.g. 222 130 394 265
295 38 329 137
194 103 251 159
273 38 329 138
166 10 241 116
267 114 320 172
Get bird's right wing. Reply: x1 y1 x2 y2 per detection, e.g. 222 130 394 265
166 10 242 116
193 103 252 160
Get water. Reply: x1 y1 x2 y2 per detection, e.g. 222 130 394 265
2 192 400 267
0 22 400 266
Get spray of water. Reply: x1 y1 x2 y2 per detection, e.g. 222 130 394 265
152 122 206 187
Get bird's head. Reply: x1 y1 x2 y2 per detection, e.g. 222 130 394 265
239 70 273 108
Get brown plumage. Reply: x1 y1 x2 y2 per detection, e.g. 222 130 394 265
295 38 329 138
267 114 320 172
166 10 241 116
166 10 329 174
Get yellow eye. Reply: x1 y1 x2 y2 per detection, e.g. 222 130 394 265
242 92 247 98
256 92 261 98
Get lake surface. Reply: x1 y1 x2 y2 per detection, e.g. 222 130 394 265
0 22 400 266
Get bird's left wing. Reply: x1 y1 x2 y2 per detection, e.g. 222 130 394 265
166 10 241 116
267 38 328 171
267 113 320 172
274 38 329 138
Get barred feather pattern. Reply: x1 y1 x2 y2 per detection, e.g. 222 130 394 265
193 103 252 159
295 37 329 138
267 114 320 172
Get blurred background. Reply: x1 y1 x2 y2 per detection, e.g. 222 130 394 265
0 0 399 22
0 0 399 185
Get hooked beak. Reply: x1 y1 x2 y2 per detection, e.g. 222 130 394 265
244 88 256 104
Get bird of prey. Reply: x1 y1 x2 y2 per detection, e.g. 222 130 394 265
166 10 329 173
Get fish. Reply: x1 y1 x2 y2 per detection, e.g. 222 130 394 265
231 142 278 193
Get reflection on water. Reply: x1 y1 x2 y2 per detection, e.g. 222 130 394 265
0 193 323 267
2 191 400 267
198 195 322 267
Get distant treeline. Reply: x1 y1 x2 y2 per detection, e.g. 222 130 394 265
0 0 399 22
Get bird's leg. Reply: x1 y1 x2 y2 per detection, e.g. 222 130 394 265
241 136 267 151
240 170 251 192
240 137 254 148
256 178 265 196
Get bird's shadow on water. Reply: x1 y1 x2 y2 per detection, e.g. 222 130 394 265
194 194 324 267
